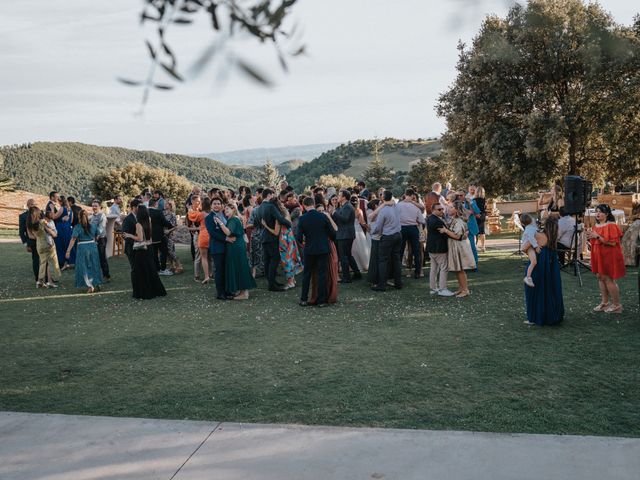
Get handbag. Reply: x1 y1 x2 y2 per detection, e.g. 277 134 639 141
133 241 148 250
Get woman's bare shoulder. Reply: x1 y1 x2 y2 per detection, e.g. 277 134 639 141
535 231 548 246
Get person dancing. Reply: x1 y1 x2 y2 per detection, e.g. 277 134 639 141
65 209 103 293
188 196 213 284
587 204 626 314
123 205 167 300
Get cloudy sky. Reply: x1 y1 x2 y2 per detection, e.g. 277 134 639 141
0 0 636 154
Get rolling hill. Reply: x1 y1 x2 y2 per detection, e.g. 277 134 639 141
0 142 262 202
285 138 442 191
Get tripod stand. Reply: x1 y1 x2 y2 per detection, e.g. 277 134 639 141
510 213 525 257
560 214 591 287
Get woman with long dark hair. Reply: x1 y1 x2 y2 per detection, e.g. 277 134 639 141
65 209 103 293
523 216 564 326
123 205 167 299
188 196 213 284
587 204 625 314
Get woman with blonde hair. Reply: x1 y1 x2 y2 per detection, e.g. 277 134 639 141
27 207 61 288
439 201 475 297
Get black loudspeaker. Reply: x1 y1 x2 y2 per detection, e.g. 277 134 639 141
564 175 587 214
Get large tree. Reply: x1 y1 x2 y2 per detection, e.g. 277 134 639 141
436 0 640 195
91 162 192 202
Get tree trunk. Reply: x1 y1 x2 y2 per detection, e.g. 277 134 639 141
568 130 577 176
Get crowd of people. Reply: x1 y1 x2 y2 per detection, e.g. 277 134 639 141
17 180 628 321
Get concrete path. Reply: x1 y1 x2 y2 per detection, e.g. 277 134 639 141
1 412 639 480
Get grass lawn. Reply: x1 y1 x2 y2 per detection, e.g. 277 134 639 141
0 242 638 437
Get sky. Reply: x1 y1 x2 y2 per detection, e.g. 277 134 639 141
0 0 637 154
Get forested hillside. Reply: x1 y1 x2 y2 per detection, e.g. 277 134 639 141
1 142 261 201
286 138 441 191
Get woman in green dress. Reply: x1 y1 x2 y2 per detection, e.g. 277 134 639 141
217 203 257 300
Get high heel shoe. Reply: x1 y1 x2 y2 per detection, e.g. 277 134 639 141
201 278 211 285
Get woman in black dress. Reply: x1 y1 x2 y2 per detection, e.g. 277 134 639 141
123 205 167 300
474 186 487 252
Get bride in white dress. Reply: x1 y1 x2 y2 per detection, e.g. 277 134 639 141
350 196 371 272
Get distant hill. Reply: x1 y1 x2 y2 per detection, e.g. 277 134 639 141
286 138 442 191
1 142 262 202
196 143 340 167
277 159 306 176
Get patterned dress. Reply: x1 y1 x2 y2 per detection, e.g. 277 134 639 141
248 206 265 277
163 210 179 264
279 226 303 280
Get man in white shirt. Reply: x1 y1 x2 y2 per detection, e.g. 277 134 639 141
557 207 582 264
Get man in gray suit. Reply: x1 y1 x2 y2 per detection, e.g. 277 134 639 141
332 190 361 283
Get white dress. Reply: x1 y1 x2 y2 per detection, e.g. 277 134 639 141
352 218 371 272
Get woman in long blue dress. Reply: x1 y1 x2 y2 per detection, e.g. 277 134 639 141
65 209 103 293
56 196 75 269
524 216 564 326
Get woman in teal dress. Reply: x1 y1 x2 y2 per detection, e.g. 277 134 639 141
218 203 256 300
65 210 103 293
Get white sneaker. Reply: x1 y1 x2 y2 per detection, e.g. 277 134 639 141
438 289 455 297
45 282 58 288
159 269 174 276
430 289 440 295
524 276 535 288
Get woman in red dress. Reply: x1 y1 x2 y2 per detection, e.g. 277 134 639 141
587 204 625 314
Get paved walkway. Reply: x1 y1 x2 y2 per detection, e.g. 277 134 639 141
1 412 638 480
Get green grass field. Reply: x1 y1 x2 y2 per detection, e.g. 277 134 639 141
0 242 638 437
344 141 442 177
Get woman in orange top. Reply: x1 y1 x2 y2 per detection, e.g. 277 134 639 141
587 204 625 314
188 196 212 284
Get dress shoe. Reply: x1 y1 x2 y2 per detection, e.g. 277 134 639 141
299 301 309 307
268 286 286 292
352 272 362 280
216 295 227 300
316 302 329 308
338 279 352 284
370 286 385 292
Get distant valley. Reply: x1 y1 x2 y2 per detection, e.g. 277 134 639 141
195 143 340 167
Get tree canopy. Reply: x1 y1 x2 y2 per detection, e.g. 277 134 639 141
91 162 192 202
436 0 640 195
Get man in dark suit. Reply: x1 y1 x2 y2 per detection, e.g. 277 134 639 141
260 188 292 291
67 196 82 227
122 199 140 268
148 198 173 274
332 189 361 283
205 197 234 300
19 199 39 283
296 197 336 307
